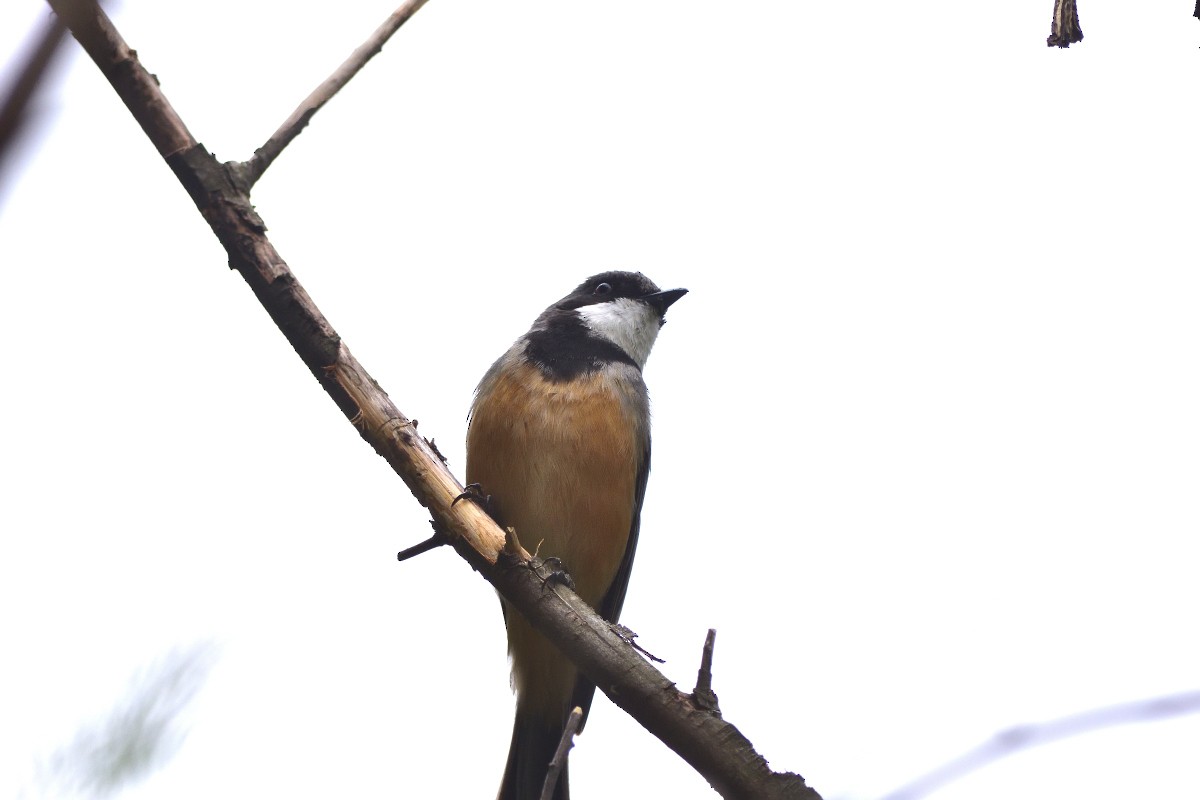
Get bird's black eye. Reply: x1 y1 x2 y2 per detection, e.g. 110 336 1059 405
594 282 612 296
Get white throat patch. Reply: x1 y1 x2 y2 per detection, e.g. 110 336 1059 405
576 297 662 368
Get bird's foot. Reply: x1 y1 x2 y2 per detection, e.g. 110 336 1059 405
452 482 496 519
537 556 576 591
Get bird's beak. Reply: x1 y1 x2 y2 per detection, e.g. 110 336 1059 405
642 288 688 314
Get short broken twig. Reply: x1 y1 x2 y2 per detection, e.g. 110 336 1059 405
692 628 720 713
539 706 583 800
396 529 446 562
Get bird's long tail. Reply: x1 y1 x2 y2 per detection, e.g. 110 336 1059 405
497 712 569 800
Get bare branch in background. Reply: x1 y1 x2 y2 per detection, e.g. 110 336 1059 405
0 12 69 196
880 690 1200 800
37 643 217 798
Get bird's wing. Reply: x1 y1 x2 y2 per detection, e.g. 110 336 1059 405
570 438 651 727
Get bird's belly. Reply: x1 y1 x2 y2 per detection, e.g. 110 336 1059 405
467 362 640 607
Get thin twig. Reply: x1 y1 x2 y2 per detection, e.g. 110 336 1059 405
880 690 1200 800
233 0 431 188
539 707 583 800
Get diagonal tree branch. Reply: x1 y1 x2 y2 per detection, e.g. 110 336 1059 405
44 1 820 798
230 0 431 189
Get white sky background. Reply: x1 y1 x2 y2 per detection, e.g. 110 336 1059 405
1 1 1197 798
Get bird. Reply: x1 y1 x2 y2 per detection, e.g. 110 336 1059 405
465 270 686 800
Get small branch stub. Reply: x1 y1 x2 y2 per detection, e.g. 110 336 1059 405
692 628 721 713
396 528 445 563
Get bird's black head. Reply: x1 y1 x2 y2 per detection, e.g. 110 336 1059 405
524 270 686 376
556 271 688 324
